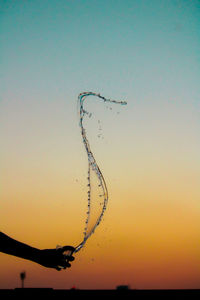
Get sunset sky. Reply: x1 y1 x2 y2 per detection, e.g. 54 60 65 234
0 0 200 289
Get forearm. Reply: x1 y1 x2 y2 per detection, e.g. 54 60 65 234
0 232 39 262
0 232 75 270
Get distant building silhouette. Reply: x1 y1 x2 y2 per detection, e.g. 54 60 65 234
20 272 26 288
116 285 130 290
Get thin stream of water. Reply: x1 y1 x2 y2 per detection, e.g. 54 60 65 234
57 92 127 262
74 92 127 253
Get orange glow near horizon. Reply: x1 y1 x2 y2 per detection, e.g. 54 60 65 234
1 177 200 289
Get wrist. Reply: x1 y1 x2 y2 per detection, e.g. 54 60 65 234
28 247 41 263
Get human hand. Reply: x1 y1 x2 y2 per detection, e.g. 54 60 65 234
35 246 75 271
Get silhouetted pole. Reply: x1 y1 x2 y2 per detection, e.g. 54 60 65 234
20 271 26 288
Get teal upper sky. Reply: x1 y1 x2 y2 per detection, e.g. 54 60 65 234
1 0 200 170
1 0 200 103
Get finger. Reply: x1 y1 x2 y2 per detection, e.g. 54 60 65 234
62 250 74 258
61 246 75 252
57 246 75 257
64 255 75 261
59 261 71 269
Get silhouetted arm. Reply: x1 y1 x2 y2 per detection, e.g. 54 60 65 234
0 232 75 270
0 232 40 261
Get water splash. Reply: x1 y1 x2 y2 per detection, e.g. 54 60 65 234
74 92 127 253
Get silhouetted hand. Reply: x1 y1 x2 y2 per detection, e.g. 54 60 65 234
0 232 75 270
35 246 75 271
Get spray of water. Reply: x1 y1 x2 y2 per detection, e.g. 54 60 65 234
74 92 127 253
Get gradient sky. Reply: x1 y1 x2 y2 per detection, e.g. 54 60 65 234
0 0 200 290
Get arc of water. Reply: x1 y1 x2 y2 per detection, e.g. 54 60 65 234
74 92 127 253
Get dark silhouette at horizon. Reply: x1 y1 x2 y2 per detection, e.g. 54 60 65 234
20 272 26 288
0 287 199 297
